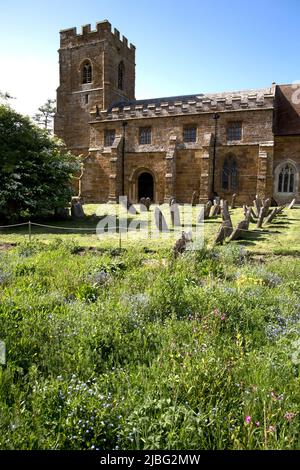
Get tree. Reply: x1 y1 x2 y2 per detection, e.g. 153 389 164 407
33 99 56 132
0 91 14 103
0 102 80 220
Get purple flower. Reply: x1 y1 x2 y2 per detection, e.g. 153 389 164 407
245 415 251 424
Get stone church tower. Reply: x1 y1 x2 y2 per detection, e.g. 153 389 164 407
54 20 136 155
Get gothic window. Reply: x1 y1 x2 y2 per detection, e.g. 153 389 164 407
104 129 115 147
82 61 92 84
222 156 238 191
118 61 125 90
227 122 242 141
183 126 197 143
277 163 295 193
139 127 152 145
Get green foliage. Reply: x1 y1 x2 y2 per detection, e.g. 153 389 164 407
0 240 299 450
0 103 80 219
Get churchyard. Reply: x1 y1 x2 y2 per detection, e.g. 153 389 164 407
0 202 299 449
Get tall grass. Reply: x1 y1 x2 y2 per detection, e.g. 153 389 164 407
0 240 299 449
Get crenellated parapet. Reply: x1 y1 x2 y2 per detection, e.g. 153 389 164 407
59 20 135 53
90 87 275 122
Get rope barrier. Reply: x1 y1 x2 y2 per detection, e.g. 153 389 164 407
30 222 98 232
0 222 30 228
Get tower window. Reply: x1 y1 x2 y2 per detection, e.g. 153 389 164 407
139 127 152 145
85 94 89 104
227 122 242 141
183 126 197 143
277 163 295 193
104 129 116 147
222 156 238 191
118 61 125 90
82 61 92 84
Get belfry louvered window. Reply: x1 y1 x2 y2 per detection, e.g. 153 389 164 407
82 61 92 84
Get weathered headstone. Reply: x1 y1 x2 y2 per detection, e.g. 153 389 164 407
204 200 213 219
191 191 198 207
264 207 278 224
228 219 249 241
140 197 147 212
210 200 221 217
170 203 181 226
71 201 85 218
254 196 262 218
197 206 205 223
145 197 151 212
173 232 192 258
288 198 296 209
221 200 231 222
231 193 237 209
256 206 265 228
214 219 233 245
154 207 168 232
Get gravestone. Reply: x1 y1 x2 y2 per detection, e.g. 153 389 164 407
231 193 237 209
264 207 278 225
140 197 147 212
228 219 249 241
256 207 265 228
71 201 85 218
288 198 296 209
173 232 192 258
204 200 213 219
145 197 151 212
154 207 168 232
170 203 181 227
214 219 233 245
191 191 198 207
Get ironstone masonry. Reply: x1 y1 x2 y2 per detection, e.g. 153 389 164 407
54 20 300 205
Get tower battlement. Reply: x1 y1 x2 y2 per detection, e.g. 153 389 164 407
59 20 135 52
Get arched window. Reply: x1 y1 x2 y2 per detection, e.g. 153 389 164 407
82 61 92 84
277 163 295 193
118 61 125 90
222 156 238 191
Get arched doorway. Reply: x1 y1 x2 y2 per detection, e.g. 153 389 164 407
138 172 154 201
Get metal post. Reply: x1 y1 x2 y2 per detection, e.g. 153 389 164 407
28 221 32 242
211 113 220 199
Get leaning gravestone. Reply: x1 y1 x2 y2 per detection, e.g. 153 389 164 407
214 219 233 245
228 219 249 241
71 201 85 218
288 198 296 209
253 196 262 218
154 207 168 232
264 207 278 225
256 207 265 228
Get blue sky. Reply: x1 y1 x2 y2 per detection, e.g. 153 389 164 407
1 0 299 116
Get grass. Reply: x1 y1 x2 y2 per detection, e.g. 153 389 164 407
0 205 299 449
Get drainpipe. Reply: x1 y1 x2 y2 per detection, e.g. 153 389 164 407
122 121 128 196
211 112 220 199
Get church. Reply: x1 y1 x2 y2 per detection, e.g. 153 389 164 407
54 20 300 205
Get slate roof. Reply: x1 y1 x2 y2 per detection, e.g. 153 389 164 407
274 85 300 135
108 87 274 112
